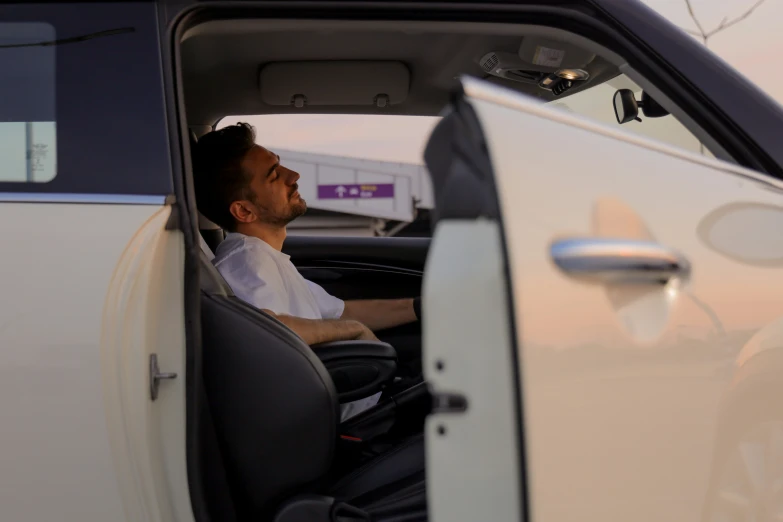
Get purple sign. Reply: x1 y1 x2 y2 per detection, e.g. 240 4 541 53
318 183 395 200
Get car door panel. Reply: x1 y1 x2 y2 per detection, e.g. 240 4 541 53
284 236 430 270
101 205 191 522
0 3 188 520
461 78 783 522
284 236 427 297
284 236 428 376
296 265 422 300
0 201 188 522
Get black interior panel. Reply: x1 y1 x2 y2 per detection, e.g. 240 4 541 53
286 235 429 301
297 266 421 301
284 236 430 271
284 235 431 379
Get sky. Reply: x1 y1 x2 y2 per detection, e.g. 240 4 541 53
220 0 782 165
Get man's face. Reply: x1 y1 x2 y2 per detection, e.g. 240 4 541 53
234 145 307 227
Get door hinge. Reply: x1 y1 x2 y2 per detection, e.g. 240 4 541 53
149 353 177 401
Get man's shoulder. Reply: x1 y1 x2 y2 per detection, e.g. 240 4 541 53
213 234 275 268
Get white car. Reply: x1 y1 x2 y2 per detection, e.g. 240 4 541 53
2 1 783 521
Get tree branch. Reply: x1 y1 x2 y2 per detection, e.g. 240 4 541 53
684 0 707 39
705 0 767 38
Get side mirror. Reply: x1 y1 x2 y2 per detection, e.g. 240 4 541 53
613 89 670 124
613 89 640 124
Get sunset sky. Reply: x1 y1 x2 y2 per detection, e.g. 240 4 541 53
221 0 782 165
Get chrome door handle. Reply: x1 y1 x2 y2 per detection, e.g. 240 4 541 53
550 238 691 285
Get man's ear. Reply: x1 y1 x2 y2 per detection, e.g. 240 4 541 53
229 200 256 225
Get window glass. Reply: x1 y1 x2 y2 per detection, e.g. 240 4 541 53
215 114 439 237
0 23 57 182
552 74 716 158
0 4 172 196
0 122 57 182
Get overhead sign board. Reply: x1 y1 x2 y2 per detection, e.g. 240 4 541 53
317 183 395 199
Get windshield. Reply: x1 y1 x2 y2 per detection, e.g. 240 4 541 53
552 74 715 158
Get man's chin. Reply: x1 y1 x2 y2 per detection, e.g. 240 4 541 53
290 199 307 219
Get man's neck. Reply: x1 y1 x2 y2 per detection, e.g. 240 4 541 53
236 222 287 251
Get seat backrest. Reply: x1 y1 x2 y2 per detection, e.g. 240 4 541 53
198 253 340 519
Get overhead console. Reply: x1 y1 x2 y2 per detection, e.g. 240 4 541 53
259 60 410 108
479 36 596 96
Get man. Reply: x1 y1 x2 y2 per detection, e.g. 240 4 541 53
193 123 421 417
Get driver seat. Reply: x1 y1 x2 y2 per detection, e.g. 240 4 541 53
198 251 427 521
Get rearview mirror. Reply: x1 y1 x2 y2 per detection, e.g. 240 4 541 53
640 91 669 118
613 89 639 124
697 202 783 266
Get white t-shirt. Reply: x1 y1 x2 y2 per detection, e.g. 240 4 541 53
213 232 381 420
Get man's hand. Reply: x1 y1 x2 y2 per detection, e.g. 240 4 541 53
353 321 381 342
262 309 379 346
341 298 417 332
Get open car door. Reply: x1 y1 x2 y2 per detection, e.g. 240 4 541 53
423 77 783 522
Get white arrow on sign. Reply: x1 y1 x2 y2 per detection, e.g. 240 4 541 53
335 185 346 198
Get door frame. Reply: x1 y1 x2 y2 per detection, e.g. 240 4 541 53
159 2 783 520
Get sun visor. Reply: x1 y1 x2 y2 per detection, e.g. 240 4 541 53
517 37 595 72
259 61 410 107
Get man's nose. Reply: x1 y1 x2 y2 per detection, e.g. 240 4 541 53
285 167 300 184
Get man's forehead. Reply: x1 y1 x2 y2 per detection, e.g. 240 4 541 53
245 145 278 169
254 144 275 159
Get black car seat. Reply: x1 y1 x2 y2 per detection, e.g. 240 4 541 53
198 252 427 521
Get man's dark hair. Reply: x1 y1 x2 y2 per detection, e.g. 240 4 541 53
192 122 257 231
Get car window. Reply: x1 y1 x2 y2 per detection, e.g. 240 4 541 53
0 3 172 196
0 22 56 182
216 114 439 237
551 74 716 159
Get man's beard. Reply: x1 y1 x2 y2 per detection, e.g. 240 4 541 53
252 192 306 227
286 196 307 222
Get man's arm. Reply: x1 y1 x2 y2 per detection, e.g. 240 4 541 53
262 309 379 345
341 299 416 332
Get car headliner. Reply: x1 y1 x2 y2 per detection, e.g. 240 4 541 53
181 19 619 126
